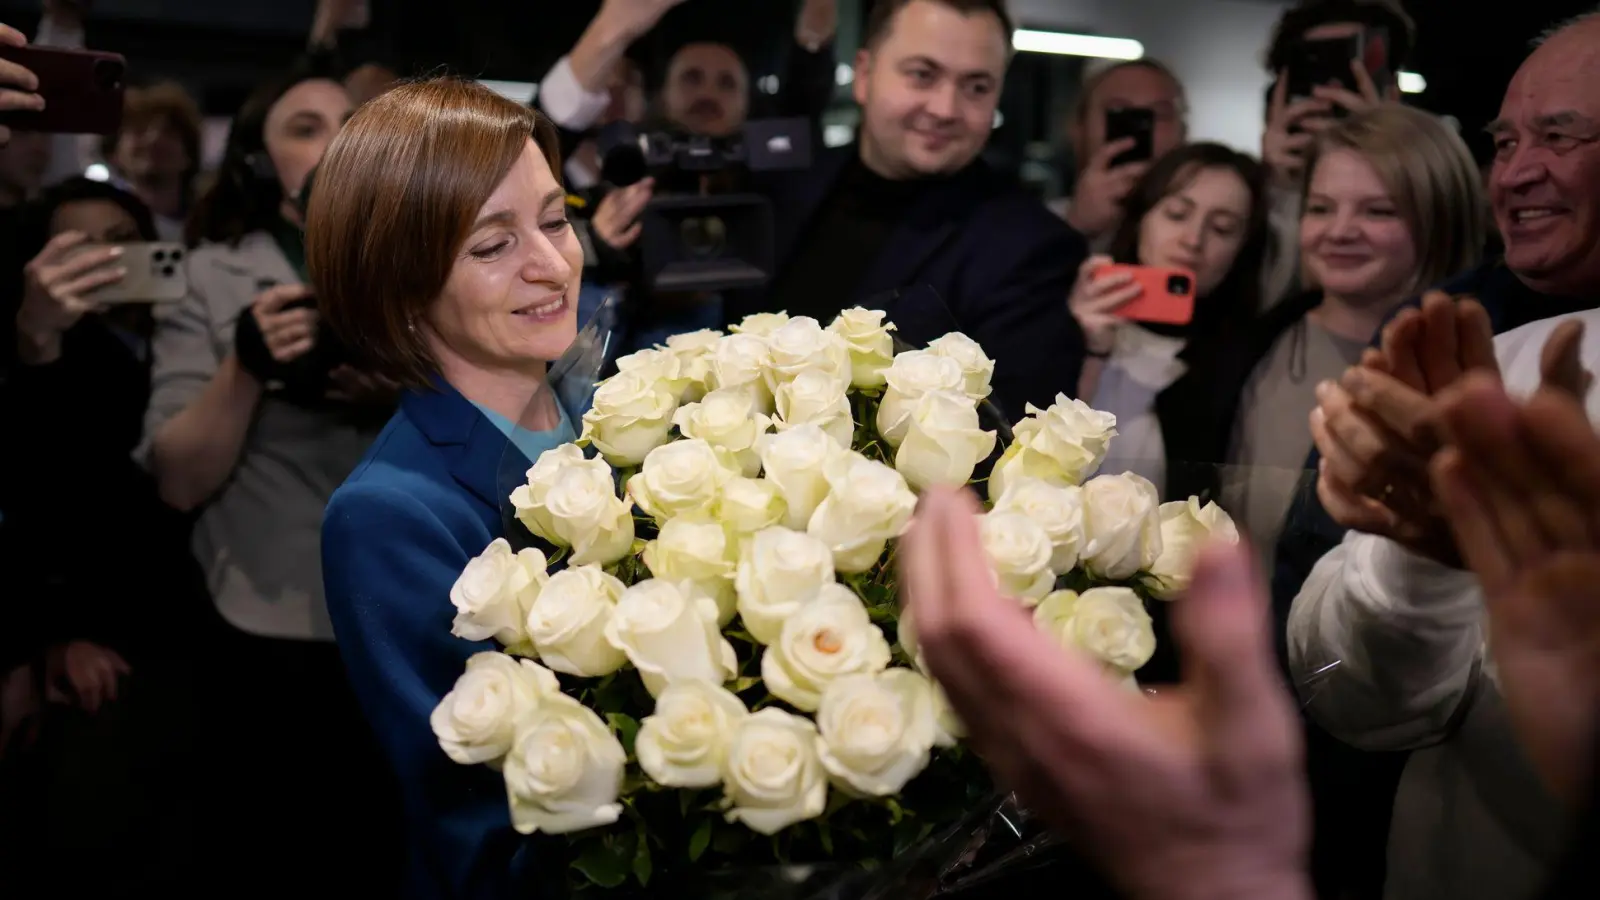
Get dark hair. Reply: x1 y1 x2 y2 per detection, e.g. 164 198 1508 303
307 77 564 389
1107 143 1273 331
1264 0 1416 74
17 177 159 262
185 57 344 248
862 0 1014 50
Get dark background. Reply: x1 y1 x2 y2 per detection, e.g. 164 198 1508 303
0 0 1590 161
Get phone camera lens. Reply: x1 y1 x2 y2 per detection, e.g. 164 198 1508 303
1167 274 1194 295
92 59 125 93
161 265 176 277
170 249 184 261
153 249 166 262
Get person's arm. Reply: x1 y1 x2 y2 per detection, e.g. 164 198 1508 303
540 0 685 133
139 289 262 512
1287 530 1485 752
1077 356 1107 404
772 0 838 122
322 484 539 898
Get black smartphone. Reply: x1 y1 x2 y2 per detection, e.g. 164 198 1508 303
1287 28 1392 105
1104 107 1155 168
0 45 126 135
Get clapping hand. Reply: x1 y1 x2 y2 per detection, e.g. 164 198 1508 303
1431 372 1600 797
901 488 1311 900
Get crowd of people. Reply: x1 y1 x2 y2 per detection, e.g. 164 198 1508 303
0 0 1597 899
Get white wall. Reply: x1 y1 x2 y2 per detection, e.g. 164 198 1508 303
1009 0 1292 153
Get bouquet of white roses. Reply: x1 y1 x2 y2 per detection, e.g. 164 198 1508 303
430 309 1239 895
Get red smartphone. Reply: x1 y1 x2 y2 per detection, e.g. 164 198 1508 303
1097 264 1197 326
0 45 126 135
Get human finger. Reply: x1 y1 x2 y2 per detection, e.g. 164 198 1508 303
1088 270 1134 293
1417 293 1460 393
267 318 315 348
1430 447 1516 595
610 222 642 249
31 230 92 267
1339 367 1440 452
253 283 315 314
1455 299 1499 376
1521 387 1600 516
1360 348 1390 374
1086 282 1143 314
1437 376 1573 564
1316 379 1420 487
1378 306 1422 383
49 244 124 284
261 306 318 333
1538 319 1592 401
1283 96 1333 126
1311 83 1368 112
272 336 315 362
1316 457 1399 535
1090 137 1137 172
0 87 44 113
56 265 128 299
1349 59 1383 104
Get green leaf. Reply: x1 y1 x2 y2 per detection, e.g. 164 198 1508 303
724 629 758 644
711 822 750 855
572 837 631 888
817 820 834 856
687 818 713 862
632 823 653 885
730 675 761 692
606 713 641 756
885 797 906 825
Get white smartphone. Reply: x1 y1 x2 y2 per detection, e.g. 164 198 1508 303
69 242 189 304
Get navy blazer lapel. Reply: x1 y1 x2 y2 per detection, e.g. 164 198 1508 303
402 383 532 523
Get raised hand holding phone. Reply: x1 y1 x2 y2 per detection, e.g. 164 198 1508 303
1065 138 1149 242
15 231 126 365
1067 254 1141 355
0 23 42 144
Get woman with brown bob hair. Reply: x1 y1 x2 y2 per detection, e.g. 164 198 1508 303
311 77 582 898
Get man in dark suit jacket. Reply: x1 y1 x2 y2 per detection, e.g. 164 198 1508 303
725 0 1087 423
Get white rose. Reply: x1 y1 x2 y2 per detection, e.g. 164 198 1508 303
615 347 696 401
889 610 962 747
1034 587 1155 673
876 350 966 447
990 394 1119 496
828 308 896 389
978 511 1056 603
674 388 773 477
450 539 547 649
636 680 748 789
992 477 1086 574
429 651 560 766
543 461 636 566
579 370 678 466
641 516 739 625
734 527 837 645
925 332 995 400
893 390 996 490
763 316 853 390
503 694 626 835
605 579 738 697
1080 472 1164 580
715 477 788 536
730 312 790 336
509 444 588 544
1146 498 1241 600
773 367 854 449
815 668 936 796
708 333 775 413
526 565 628 678
627 439 738 524
721 708 828 834
807 454 918 574
664 329 723 398
755 423 840 531
762 585 892 711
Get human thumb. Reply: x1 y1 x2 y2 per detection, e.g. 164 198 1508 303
1539 319 1593 401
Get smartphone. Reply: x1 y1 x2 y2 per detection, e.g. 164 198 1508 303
1104 107 1155 168
69 242 189 304
1286 28 1392 104
0 45 126 135
1097 264 1196 326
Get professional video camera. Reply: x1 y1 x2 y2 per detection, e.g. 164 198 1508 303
597 117 813 294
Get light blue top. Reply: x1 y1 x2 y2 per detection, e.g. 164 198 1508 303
470 400 578 466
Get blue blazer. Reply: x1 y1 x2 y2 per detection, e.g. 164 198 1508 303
322 382 552 900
